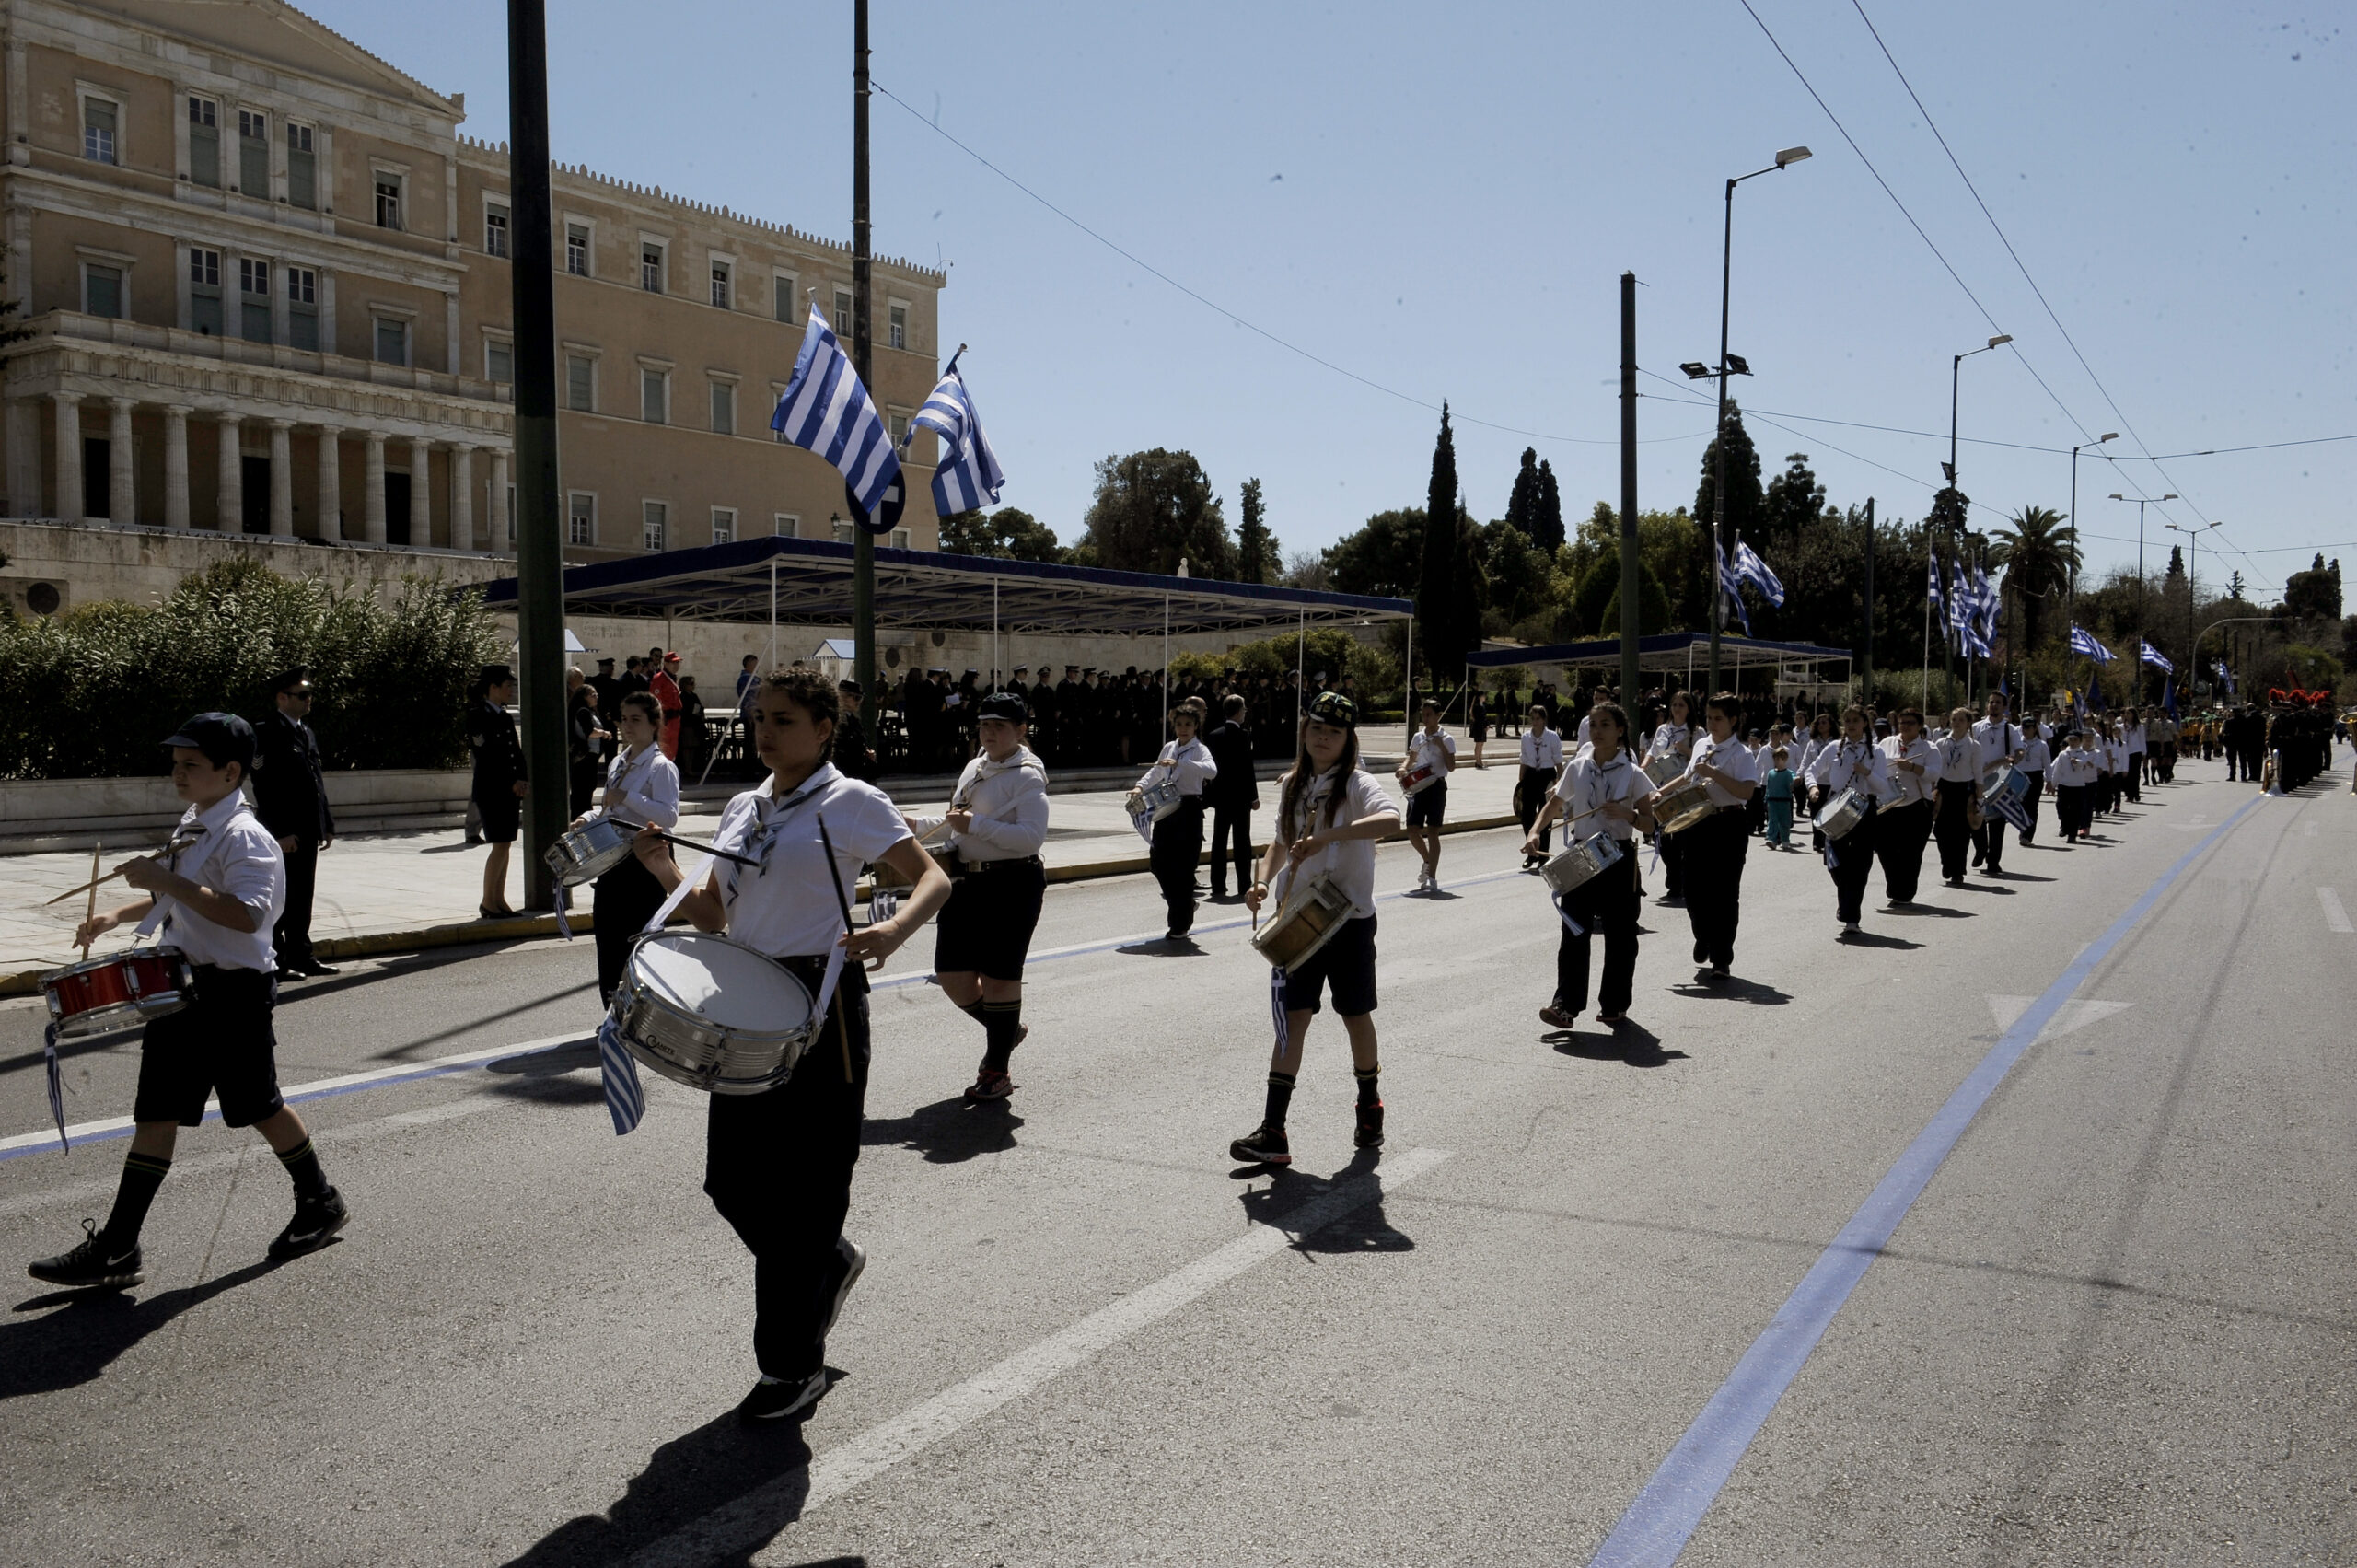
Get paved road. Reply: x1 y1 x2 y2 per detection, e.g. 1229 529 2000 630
1 765 2349 1566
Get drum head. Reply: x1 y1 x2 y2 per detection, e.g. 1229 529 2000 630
633 934 813 1034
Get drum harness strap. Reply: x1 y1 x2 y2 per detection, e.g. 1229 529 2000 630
1823 741 1876 872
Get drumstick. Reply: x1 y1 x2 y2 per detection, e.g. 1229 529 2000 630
650 830 761 869
79 842 99 960
813 815 859 1085
45 865 131 906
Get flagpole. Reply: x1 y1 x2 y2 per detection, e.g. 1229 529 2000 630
849 0 877 703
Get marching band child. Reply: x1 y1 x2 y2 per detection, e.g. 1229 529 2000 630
1644 691 1696 901
1142 698 1217 939
1875 707 1939 904
1398 697 1456 891
1681 694 1759 982
571 691 680 1005
1526 702 1654 1030
1808 703 1890 935
1932 707 1985 886
1762 749 1795 849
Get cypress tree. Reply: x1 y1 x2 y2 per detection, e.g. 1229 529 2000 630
1532 459 1564 551
1416 403 1461 679
1237 477 1274 584
1504 447 1540 539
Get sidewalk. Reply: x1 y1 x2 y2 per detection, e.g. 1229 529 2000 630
1 760 1523 990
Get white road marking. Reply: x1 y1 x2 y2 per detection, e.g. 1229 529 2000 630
2318 887 2353 934
627 1146 1454 1568
1985 994 2131 1040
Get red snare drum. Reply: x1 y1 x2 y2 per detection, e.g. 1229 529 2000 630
1401 762 1442 796
41 947 194 1038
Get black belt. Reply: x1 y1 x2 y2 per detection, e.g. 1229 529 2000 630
772 952 868 995
956 854 1043 876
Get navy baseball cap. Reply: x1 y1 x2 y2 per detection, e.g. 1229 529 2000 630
979 691 1028 724
163 712 256 770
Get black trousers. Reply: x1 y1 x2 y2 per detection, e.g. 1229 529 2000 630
706 962 869 1382
273 836 319 970
1682 808 1748 968
2055 783 2089 841
1825 810 1880 923
1150 798 1205 933
1933 781 1977 881
1976 807 2008 872
1555 847 1639 1016
570 760 600 819
1209 802 1255 896
1657 819 1687 898
1874 800 1933 902
2018 772 2045 840
593 854 668 1005
1517 767 1553 855
2125 757 2142 801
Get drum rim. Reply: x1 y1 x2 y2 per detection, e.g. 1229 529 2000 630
41 945 186 984
616 929 819 1046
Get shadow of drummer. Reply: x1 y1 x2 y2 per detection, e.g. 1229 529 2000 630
862 1097 1023 1164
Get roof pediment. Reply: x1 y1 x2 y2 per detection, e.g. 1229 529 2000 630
81 0 459 116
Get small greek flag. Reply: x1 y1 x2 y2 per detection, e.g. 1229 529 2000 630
907 362 1005 517
2069 625 2115 664
1715 540 1754 635
1948 560 1974 644
597 1014 645 1136
43 1022 69 1153
772 305 902 523
1973 563 2001 643
1734 540 1786 609
1928 551 1946 631
1269 966 1290 1055
2138 639 2175 674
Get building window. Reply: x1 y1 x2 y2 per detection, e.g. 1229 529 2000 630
889 303 907 350
237 109 268 194
567 492 596 547
774 513 799 539
374 317 409 366
374 172 402 230
82 263 123 319
710 261 730 309
189 248 222 334
642 501 667 552
831 517 857 545
773 273 796 322
889 528 911 549
486 339 513 384
83 98 117 165
286 266 318 351
833 286 854 334
484 203 510 259
286 122 315 209
640 243 663 293
888 411 911 447
711 507 737 545
566 354 595 412
188 96 220 187
710 380 734 436
565 223 590 276
640 368 667 424
237 258 271 343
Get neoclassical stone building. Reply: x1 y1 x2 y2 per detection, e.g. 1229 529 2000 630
0 0 945 600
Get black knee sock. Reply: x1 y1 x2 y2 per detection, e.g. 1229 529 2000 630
1354 1064 1381 1109
1263 1071 1296 1130
981 1000 1022 1073
275 1136 331 1203
960 998 989 1029
102 1151 171 1248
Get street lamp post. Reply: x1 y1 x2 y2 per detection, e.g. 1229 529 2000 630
2067 432 2119 616
1943 335 2009 704
1689 145 1809 697
2165 518 2223 688
2110 492 2176 703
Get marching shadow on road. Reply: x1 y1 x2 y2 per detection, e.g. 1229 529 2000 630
1115 935 1208 958
1234 1149 1414 1254
1666 975 1791 1005
1980 870 2056 884
1546 1020 1687 1068
500 1411 860 1568
2 1256 287 1400
483 1040 606 1106
864 1097 1022 1163
1837 930 1922 951
1887 901 1972 919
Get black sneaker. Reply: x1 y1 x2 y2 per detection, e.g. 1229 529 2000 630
1354 1101 1386 1150
269 1187 349 1260
821 1236 866 1337
29 1219 143 1291
736 1367 830 1425
1229 1124 1292 1167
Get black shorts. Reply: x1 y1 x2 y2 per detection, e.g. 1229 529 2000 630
133 966 284 1127
475 787 520 844
1283 912 1377 1018
932 860 1047 981
1405 780 1447 829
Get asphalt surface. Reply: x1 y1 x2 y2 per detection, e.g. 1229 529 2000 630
1 764 2349 1566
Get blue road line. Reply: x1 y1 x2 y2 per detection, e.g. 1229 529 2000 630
1585 791 2267 1567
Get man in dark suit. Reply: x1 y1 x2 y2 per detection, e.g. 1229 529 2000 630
1202 693 1259 900
253 666 337 979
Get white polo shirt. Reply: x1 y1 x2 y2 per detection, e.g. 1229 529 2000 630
594 743 681 830
1275 763 1402 919
1807 738 1888 796
710 765 912 959
147 790 284 971
1646 722 1694 770
1933 733 1985 784
1877 734 1939 806
1405 726 1457 780
1142 737 1216 798
1520 729 1564 771
1685 733 1759 807
1553 750 1645 843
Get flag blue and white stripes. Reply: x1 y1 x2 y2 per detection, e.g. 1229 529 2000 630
1972 563 2000 643
1927 551 1945 632
771 306 902 523
1733 540 1785 608
2214 659 2235 694
597 1013 646 1136
1715 540 1754 635
43 1022 68 1152
2068 624 2115 663
908 365 1005 517
2138 639 2175 673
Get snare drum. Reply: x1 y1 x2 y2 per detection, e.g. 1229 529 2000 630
41 947 194 1039
1400 762 1443 796
1982 764 2029 807
1642 752 1688 788
606 932 818 1095
543 816 641 886
1539 834 1625 895
1250 873 1354 973
1126 776 1186 840
1652 774 1717 834
1814 786 1875 841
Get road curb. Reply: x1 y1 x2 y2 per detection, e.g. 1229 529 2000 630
0 812 1520 997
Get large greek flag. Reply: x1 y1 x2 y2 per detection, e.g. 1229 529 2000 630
908 365 1005 517
1715 540 1753 635
2069 624 2115 663
772 305 902 522
1947 560 1974 644
1734 540 1785 608
2138 639 2174 673
1927 552 1946 637
1972 563 2000 642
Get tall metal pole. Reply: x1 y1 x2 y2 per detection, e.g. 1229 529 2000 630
1860 496 1875 696
2134 498 2145 704
1706 179 1734 696
1620 271 1641 705
850 0 877 702
506 0 565 911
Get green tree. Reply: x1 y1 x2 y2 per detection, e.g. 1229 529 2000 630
1531 459 1565 552
1324 508 1423 598
1989 504 2079 656
1691 403 1765 553
1503 448 1540 541
1570 554 1671 637
1759 452 1828 545
1415 404 1466 679
1235 478 1279 585
1071 449 1234 576
941 505 1062 563
2282 553 2342 623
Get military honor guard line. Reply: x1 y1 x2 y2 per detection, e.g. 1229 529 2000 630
26 668 2340 1430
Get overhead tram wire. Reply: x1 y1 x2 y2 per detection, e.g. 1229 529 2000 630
870 80 1705 453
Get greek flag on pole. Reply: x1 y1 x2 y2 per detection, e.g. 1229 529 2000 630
1928 551 1946 637
2138 639 2174 674
1734 540 1786 608
771 305 902 523
1715 540 1753 635
907 365 1004 517
2214 658 2235 694
1973 563 2000 642
597 1014 646 1135
2069 624 2114 663
1947 560 1974 644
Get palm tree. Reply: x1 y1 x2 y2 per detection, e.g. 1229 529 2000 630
1991 505 2080 655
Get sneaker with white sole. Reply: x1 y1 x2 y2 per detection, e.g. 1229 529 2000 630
269 1187 348 1260
29 1219 143 1291
736 1367 830 1425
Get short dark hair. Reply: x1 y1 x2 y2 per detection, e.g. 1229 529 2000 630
620 691 660 726
1223 693 1247 720
742 654 760 667
1706 691 1742 722
759 667 841 732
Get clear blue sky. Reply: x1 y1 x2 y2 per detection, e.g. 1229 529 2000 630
314 0 2351 598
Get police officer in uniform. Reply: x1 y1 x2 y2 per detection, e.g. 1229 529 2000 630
252 667 336 979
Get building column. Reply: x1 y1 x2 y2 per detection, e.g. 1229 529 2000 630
108 397 135 523
362 433 386 543
407 436 432 546
52 391 83 522
315 424 342 541
487 447 510 557
450 444 475 552
162 405 191 528
6 397 40 517
266 420 294 536
216 412 244 532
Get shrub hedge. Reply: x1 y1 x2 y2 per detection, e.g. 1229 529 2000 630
0 558 505 779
